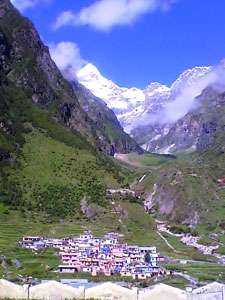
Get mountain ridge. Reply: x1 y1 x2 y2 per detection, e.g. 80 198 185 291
0 0 143 219
77 63 212 135
1 0 225 231
0 0 141 156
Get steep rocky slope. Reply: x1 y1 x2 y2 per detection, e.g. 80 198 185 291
0 0 140 155
0 0 142 218
137 130 225 227
1 0 224 231
133 86 225 153
132 84 225 226
73 83 142 155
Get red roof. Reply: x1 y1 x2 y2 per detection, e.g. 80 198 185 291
218 178 225 183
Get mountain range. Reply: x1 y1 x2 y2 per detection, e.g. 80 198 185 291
78 62 225 154
77 63 212 131
0 0 225 286
78 62 225 227
0 0 225 230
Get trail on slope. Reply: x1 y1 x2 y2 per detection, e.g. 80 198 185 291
157 231 181 254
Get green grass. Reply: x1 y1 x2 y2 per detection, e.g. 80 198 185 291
0 204 156 282
197 236 214 246
127 152 172 167
0 0 224 288
138 153 225 227
145 275 190 290
160 232 217 262
1 125 131 218
0 205 223 285
162 262 225 283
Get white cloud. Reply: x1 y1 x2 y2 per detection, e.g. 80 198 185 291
53 11 76 30
163 63 225 123
129 63 225 129
49 42 87 81
163 71 218 123
53 0 178 31
11 0 51 12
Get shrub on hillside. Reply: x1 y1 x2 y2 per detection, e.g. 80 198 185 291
170 224 191 234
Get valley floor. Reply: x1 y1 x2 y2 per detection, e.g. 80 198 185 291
0 207 224 288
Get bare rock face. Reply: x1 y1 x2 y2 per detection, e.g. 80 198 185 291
152 169 183 217
139 87 225 154
80 197 105 218
85 205 105 218
80 197 88 215
1 260 8 269
0 8 6 18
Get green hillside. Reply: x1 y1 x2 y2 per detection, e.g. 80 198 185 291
136 133 225 231
0 0 141 219
0 78 128 217
0 0 224 288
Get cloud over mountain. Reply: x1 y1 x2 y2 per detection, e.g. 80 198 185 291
49 42 87 81
53 0 178 31
162 64 225 123
78 60 225 134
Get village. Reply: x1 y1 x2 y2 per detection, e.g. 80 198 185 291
22 231 169 280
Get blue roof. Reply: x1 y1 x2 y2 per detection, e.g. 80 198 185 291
102 248 110 252
70 283 100 289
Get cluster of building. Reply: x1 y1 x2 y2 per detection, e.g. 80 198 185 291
22 236 63 249
22 231 165 279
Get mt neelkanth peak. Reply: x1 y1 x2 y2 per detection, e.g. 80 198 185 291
77 63 147 115
77 63 212 134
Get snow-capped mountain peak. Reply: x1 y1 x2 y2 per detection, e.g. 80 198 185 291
145 81 169 91
171 66 212 91
78 64 147 113
77 63 120 103
77 63 101 78
144 82 170 98
77 63 213 133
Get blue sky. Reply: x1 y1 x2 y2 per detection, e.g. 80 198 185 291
11 0 225 89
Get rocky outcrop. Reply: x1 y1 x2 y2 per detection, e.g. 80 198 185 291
80 197 105 218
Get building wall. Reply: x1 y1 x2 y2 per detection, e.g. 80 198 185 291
29 281 84 300
85 282 138 300
187 293 223 300
0 279 28 299
186 283 225 300
138 283 187 300
0 279 224 300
